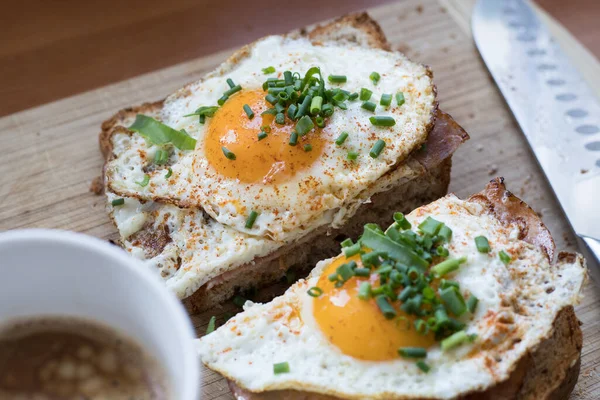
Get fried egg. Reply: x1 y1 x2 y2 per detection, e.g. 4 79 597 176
105 35 436 240
197 194 586 399
106 192 280 298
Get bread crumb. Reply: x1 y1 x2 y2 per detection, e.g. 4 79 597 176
581 169 589 174
416 5 423 13
89 176 104 195
396 43 412 54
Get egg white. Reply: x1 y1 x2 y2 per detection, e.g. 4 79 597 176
105 35 436 241
107 191 280 298
196 194 586 399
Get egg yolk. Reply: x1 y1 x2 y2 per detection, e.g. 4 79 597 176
313 255 436 361
204 90 325 184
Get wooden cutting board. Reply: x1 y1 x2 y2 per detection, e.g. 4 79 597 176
1 0 599 398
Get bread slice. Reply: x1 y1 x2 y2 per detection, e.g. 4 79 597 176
211 178 586 400
98 13 468 313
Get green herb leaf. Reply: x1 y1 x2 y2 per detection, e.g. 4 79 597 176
129 115 196 150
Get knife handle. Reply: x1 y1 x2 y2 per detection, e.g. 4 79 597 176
577 235 600 285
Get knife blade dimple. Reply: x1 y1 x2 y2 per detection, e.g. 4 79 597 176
472 0 600 241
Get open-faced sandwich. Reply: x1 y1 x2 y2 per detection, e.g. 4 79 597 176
197 178 587 399
99 13 468 312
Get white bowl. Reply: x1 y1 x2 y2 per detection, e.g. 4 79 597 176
0 229 199 400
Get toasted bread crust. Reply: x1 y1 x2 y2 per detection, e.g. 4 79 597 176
468 177 555 262
306 12 391 51
225 179 583 400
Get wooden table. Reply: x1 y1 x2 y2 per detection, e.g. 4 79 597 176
1 0 599 117
1 0 600 398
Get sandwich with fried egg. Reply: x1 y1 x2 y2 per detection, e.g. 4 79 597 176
99 13 469 312
197 178 587 399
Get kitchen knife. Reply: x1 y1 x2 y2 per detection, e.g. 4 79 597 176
472 0 600 282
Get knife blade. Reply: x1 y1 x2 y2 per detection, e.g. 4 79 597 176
472 0 600 281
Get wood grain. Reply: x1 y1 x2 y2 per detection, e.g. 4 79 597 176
1 0 599 398
1 0 598 117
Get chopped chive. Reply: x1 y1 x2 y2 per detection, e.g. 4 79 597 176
414 319 429 334
441 330 470 351
224 84 242 97
436 246 450 257
275 113 285 125
303 144 313 152
337 263 355 281
418 217 443 236
111 198 125 207
136 174 150 187
380 94 392 107
341 238 354 248
396 92 405 106
348 92 359 101
245 210 259 229
278 91 289 102
359 88 373 101
243 104 254 119
295 94 312 119
289 131 298 146
258 131 268 141
440 287 467 316
440 279 460 290
283 71 293 86
154 149 169 165
328 273 338 282
265 94 278 105
310 96 323 115
431 257 466 277
275 102 285 113
393 212 412 230
438 225 453 243
233 295 246 308
499 250 511 265
328 75 347 83
165 168 173 179
287 104 298 120
335 132 349 146
347 151 359 160
307 287 323 297
361 251 382 267
467 295 479 314
361 101 377 112
226 78 235 89
416 360 430 373
358 282 371 300
315 116 325 128
206 316 216 334
370 71 380 84
375 295 397 319
369 116 396 126
343 242 362 257
218 95 229 106
262 108 277 116
295 116 314 136
321 103 334 117
369 139 386 158
221 147 236 160
262 66 276 74
273 362 290 374
268 87 284 96
355 268 371 277
398 347 427 358
475 236 490 253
